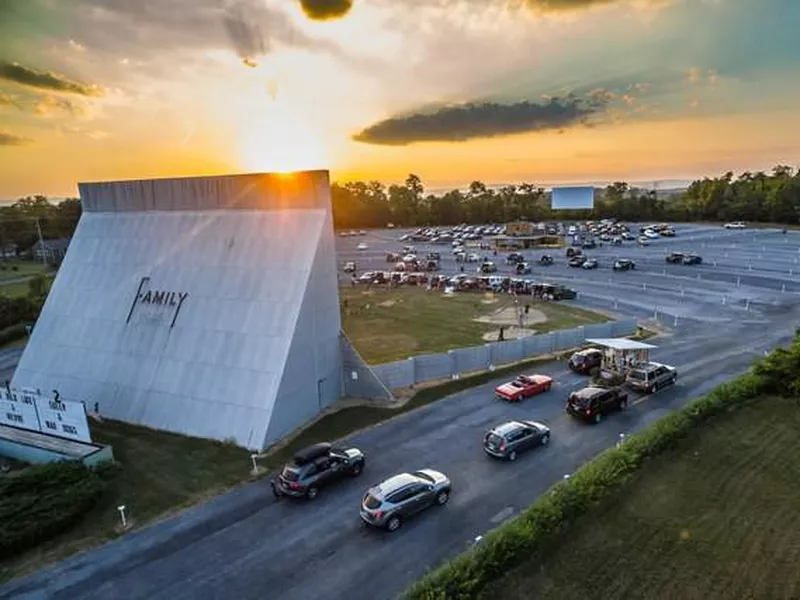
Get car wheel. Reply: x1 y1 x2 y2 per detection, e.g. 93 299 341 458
620 398 628 410
594 413 602 424
436 490 450 506
306 487 319 500
271 482 281 499
508 450 517 461
386 515 402 532
351 462 363 476
652 382 659 393
540 433 550 446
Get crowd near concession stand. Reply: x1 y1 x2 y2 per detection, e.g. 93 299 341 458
585 338 658 376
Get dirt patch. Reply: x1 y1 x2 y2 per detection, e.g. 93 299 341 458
482 327 538 341
475 305 548 327
377 300 396 307
480 292 500 305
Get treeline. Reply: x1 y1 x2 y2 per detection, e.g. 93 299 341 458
0 195 81 252
331 165 800 229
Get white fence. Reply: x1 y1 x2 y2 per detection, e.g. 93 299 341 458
372 319 638 389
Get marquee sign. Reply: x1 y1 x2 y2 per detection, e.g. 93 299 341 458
0 388 40 431
126 276 189 328
0 387 92 443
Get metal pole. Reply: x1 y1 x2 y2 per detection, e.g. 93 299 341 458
673 314 678 327
35 218 47 267
745 299 751 311
117 505 127 528
736 276 741 287
782 283 786 293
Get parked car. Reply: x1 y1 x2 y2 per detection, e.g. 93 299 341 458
636 236 651 246
582 239 597 249
506 252 525 265
568 255 587 268
613 259 636 271
626 361 677 393
666 252 684 264
479 261 497 274
360 470 451 532
426 252 441 261
386 252 400 262
622 232 636 241
724 221 746 229
566 386 629 424
661 228 676 237
610 236 623 246
515 262 532 275
495 374 553 402
357 242 368 251
539 254 554 265
683 253 703 265
541 284 577 300
271 442 365 500
566 247 583 258
568 348 604 374
343 261 357 273
358 271 376 283
483 420 551 461
582 258 599 269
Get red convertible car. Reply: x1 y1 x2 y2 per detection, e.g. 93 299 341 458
495 374 553 402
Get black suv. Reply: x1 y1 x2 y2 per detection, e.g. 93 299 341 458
271 442 365 500
683 253 702 265
566 386 628 424
506 252 525 265
568 348 604 374
568 255 587 267
542 284 577 300
566 247 583 258
539 254 554 265
613 259 636 271
483 420 551 461
666 252 685 264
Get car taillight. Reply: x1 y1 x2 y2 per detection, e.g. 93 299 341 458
499 441 507 450
585 409 591 415
290 482 302 490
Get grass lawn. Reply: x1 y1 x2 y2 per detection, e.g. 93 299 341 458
0 274 55 299
340 286 610 364
0 260 52 283
484 395 800 600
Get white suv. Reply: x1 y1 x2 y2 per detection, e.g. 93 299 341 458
724 221 746 229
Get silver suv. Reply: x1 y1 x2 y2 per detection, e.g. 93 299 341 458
626 361 677 393
360 470 451 532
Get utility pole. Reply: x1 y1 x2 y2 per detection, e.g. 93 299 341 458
35 217 47 267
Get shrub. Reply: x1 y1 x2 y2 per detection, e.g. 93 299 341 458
0 323 26 347
0 461 107 559
404 369 768 599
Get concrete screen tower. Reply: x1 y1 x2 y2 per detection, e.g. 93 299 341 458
11 171 384 450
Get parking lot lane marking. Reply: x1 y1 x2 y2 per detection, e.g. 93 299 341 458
631 396 649 406
490 506 515 524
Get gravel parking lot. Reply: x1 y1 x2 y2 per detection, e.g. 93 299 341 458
5 224 800 600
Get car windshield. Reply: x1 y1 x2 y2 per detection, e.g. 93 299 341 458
363 494 381 509
412 471 434 483
281 466 300 481
570 393 590 408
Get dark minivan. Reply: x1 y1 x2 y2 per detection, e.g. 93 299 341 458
568 348 603 374
566 386 628 424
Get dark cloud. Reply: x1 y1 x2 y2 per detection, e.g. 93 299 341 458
222 1 268 67
0 131 32 146
353 94 609 146
0 61 104 96
299 0 354 21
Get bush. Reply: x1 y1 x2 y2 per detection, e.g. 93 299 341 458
0 323 26 347
0 461 107 559
404 370 768 599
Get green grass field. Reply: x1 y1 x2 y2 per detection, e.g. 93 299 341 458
484 395 800 600
0 260 55 299
340 286 610 364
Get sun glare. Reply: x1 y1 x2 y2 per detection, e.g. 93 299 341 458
236 90 328 174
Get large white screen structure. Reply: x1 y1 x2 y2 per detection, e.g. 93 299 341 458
551 186 595 210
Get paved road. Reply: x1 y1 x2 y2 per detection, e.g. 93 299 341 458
3 224 799 600
0 346 25 385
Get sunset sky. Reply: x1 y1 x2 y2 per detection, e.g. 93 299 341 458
1 0 799 199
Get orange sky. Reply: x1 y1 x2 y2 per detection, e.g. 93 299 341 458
1 0 799 198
